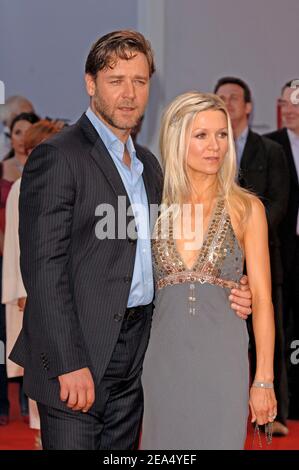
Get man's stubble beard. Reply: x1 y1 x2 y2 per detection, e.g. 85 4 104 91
93 92 142 131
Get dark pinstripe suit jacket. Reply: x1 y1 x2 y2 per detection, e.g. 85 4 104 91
10 114 163 410
265 128 299 279
238 130 289 284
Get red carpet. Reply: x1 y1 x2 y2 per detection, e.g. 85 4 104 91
245 419 299 450
0 382 298 450
0 382 36 450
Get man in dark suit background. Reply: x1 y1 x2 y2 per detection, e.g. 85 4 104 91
10 32 253 450
266 80 299 420
215 77 290 435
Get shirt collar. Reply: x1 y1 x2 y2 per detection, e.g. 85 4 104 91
85 107 137 161
235 125 249 144
287 128 299 146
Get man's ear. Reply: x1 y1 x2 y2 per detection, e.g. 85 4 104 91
85 74 96 97
245 101 253 117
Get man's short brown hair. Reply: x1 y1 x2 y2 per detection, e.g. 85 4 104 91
85 30 155 77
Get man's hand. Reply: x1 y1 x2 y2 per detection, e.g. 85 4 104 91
58 367 95 412
229 275 252 320
18 297 27 312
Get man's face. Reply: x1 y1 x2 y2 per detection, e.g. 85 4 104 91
216 83 252 124
85 52 150 138
279 87 299 134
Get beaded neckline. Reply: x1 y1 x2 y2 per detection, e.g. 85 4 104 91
172 198 224 272
152 197 244 293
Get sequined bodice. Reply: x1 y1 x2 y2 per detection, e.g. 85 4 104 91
152 199 244 291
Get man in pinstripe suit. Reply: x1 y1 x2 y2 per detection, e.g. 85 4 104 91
10 31 252 449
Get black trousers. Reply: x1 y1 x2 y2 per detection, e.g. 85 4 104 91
38 304 152 449
272 285 289 424
285 236 299 419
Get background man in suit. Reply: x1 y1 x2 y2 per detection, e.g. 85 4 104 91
266 80 299 420
10 32 253 449
215 77 290 436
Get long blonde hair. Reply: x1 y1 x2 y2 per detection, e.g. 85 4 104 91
159 91 252 231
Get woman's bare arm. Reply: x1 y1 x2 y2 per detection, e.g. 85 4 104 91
243 196 276 424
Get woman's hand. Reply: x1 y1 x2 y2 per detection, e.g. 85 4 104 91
249 386 277 425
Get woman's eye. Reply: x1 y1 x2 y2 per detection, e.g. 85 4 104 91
195 133 206 139
218 132 228 138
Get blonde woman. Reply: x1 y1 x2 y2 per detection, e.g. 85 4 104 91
141 92 276 450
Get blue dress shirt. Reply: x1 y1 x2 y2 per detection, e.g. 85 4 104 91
86 107 154 307
235 126 249 169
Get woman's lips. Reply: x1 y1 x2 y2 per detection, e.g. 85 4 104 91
204 157 219 161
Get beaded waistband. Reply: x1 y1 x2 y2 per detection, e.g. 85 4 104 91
156 271 239 291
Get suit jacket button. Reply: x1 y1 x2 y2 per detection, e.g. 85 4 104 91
124 276 132 283
128 237 137 245
114 313 123 322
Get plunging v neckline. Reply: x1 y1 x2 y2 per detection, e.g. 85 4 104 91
173 198 223 272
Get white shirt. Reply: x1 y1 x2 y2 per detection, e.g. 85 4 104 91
287 129 299 235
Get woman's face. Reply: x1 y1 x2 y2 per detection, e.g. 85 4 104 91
186 109 228 177
11 120 32 156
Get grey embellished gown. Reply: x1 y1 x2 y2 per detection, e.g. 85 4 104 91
141 199 249 450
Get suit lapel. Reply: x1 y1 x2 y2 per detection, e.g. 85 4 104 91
135 148 157 208
279 129 298 185
240 130 259 170
90 138 130 202
78 113 158 217
78 113 130 206
136 147 161 234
